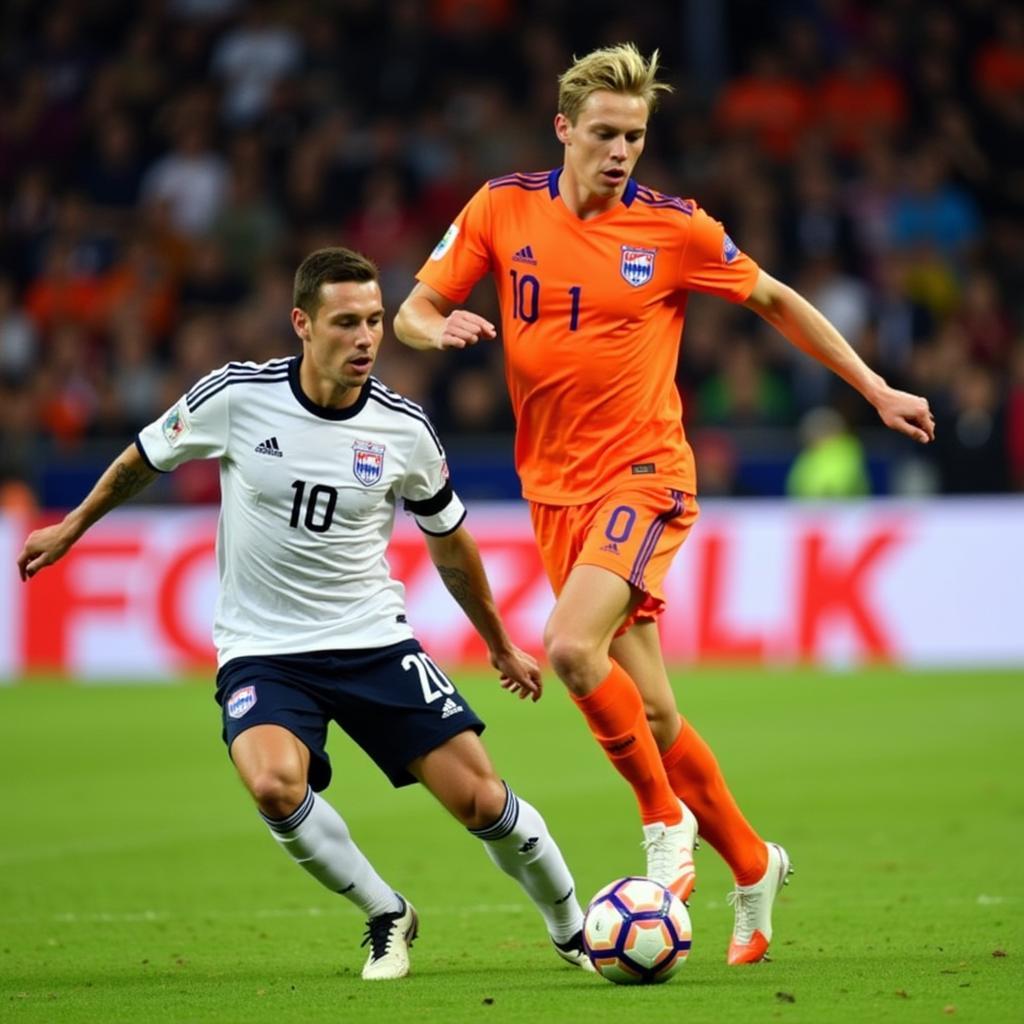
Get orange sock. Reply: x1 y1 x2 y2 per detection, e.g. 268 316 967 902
662 717 768 885
572 661 681 826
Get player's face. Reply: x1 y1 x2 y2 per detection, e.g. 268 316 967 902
293 279 385 404
556 90 648 202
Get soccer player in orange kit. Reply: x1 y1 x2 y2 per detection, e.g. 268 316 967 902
394 43 935 964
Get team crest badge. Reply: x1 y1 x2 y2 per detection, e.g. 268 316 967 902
620 245 657 287
226 685 256 719
352 439 386 486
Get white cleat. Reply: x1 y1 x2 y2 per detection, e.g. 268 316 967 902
552 930 597 972
727 842 793 965
642 801 699 903
360 895 419 980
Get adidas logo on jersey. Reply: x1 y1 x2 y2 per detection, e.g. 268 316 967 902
440 697 464 719
599 542 620 554
254 436 283 457
512 245 537 265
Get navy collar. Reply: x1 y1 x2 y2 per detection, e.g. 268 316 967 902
547 167 638 207
288 355 370 420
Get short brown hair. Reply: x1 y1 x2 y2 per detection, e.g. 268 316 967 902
557 43 673 124
293 247 379 317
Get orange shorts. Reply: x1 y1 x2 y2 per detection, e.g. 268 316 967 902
529 486 699 624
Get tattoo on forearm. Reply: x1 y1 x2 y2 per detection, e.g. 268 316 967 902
437 566 476 610
109 462 153 504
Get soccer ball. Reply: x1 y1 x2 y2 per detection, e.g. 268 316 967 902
582 876 692 984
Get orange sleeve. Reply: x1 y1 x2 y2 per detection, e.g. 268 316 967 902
676 205 760 303
415 182 493 303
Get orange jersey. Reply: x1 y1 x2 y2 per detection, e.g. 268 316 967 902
416 169 760 504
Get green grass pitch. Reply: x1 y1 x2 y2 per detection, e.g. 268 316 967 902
1 667 1021 1023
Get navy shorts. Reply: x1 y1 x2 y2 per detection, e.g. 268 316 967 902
214 639 485 790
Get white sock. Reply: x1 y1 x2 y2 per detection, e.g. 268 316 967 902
469 783 584 943
262 787 401 919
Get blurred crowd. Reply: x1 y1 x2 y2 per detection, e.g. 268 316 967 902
1 0 1022 506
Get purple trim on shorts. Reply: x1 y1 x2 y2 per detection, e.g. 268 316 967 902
628 490 685 589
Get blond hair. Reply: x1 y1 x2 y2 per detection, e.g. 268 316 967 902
557 43 673 124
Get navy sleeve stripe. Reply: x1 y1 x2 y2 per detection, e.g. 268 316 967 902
489 171 550 187
186 359 292 408
489 179 549 191
188 370 290 412
634 187 693 215
369 377 427 415
403 479 453 516
187 361 291 408
186 359 286 402
134 435 166 473
367 387 444 455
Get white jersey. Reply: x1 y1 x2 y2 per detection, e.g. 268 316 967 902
136 357 466 666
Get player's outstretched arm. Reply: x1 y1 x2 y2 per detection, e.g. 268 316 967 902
17 443 159 581
394 282 496 351
743 270 935 444
423 524 542 702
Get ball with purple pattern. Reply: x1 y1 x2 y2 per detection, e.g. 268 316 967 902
582 876 692 984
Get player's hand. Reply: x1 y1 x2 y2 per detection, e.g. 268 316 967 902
873 386 935 444
436 310 496 349
17 523 74 581
491 645 543 702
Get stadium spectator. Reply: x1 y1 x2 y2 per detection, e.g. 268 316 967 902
0 276 38 380
209 3 304 127
814 47 908 158
890 147 981 268
867 252 935 386
973 5 1024 105
78 113 145 215
953 269 1016 368
209 160 285 283
178 237 247 313
785 406 871 498
697 337 793 428
141 120 229 239
712 49 812 162
23 239 106 335
932 364 1011 493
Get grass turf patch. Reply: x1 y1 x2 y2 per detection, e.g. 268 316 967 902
1 667 1021 1022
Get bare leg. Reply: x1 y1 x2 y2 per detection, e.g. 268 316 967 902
231 724 400 915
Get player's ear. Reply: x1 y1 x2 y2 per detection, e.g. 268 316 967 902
554 112 572 145
291 307 310 344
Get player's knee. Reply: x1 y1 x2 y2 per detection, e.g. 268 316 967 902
456 775 508 831
246 770 306 820
544 629 600 692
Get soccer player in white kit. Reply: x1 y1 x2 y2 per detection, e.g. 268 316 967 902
17 247 592 981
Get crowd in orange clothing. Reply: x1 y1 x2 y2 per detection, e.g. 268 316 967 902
1 0 1021 505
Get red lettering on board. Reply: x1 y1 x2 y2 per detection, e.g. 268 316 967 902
694 533 765 661
797 529 901 659
24 539 142 668
157 537 217 665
